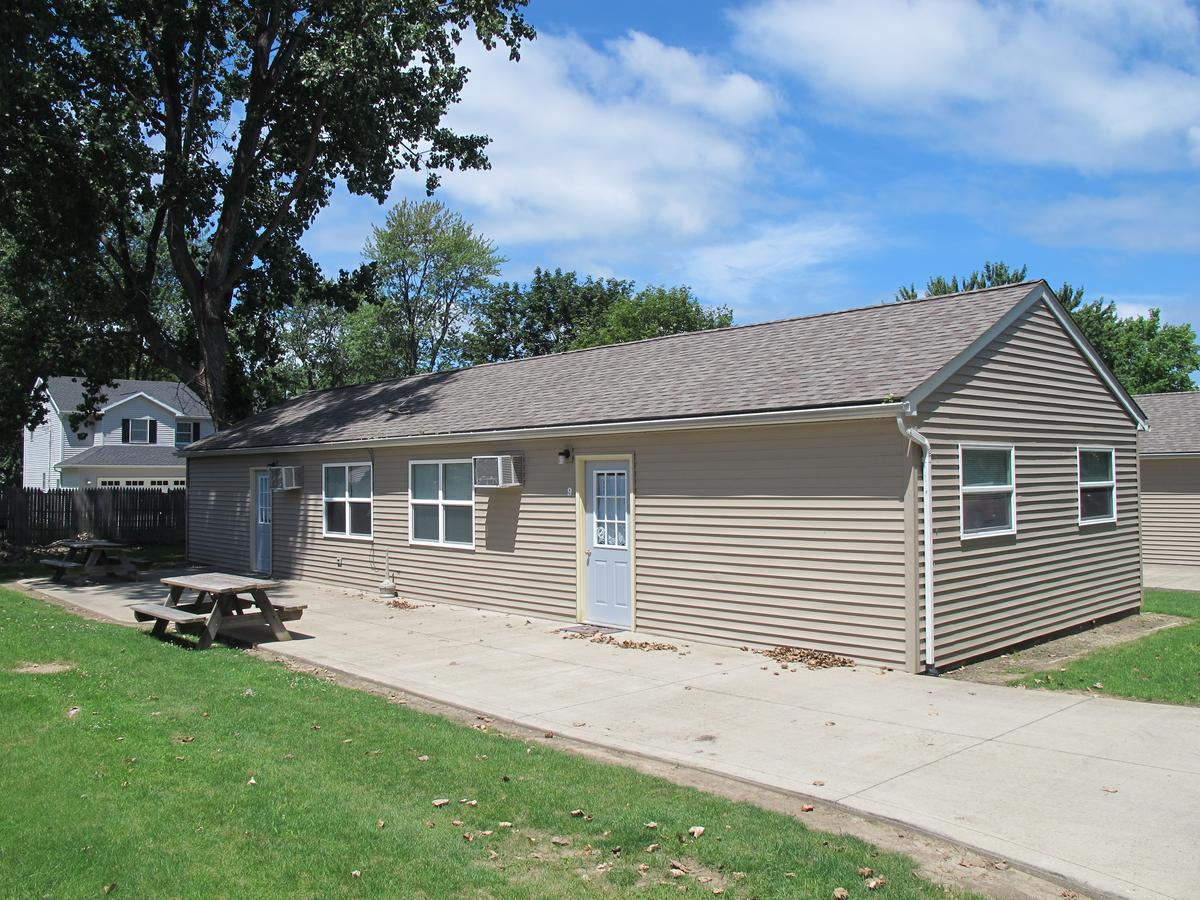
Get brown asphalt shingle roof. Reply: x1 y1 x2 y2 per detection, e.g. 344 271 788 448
190 281 1042 453
1136 392 1200 455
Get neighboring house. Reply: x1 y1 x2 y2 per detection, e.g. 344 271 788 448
183 282 1148 672
23 377 214 490
1135 391 1200 566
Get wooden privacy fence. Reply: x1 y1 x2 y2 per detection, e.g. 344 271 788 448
0 488 186 546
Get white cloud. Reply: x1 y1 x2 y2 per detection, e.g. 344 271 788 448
1024 184 1200 252
684 216 869 316
403 31 778 247
731 0 1200 171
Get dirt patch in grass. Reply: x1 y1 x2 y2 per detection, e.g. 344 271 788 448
946 612 1187 686
12 660 74 675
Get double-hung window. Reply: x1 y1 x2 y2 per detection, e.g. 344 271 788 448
1078 448 1116 523
409 461 474 548
960 445 1016 537
128 418 151 444
175 421 201 447
323 463 373 538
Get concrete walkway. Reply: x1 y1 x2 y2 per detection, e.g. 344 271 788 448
1144 563 1200 591
22 573 1200 900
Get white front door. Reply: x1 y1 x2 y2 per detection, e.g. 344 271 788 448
584 461 632 628
254 471 272 574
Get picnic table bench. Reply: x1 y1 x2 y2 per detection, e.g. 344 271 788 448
41 540 138 582
132 573 306 649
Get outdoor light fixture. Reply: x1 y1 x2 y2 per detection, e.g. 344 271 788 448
557 448 573 465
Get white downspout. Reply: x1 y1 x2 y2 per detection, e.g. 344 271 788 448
896 411 937 675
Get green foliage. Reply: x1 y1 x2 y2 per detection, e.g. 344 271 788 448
574 286 733 349
897 263 1198 394
464 272 732 364
349 200 503 380
462 268 635 364
895 261 1028 302
0 0 534 425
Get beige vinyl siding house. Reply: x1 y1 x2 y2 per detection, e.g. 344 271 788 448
185 282 1148 673
1135 392 1200 566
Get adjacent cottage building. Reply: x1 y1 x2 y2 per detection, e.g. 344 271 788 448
184 282 1148 672
23 377 214 489
1136 391 1200 566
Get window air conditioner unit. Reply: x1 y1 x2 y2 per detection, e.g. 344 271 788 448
473 454 523 488
269 465 302 491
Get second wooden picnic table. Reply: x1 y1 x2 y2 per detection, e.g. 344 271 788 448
133 573 306 649
42 539 139 582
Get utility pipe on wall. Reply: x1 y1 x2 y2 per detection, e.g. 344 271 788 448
896 412 937 675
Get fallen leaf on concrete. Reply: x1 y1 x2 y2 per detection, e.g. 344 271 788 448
1101 786 1119 794
801 805 814 813
432 798 450 808
811 779 825 786
756 646 854 669
572 721 587 727
993 861 1010 870
544 731 555 738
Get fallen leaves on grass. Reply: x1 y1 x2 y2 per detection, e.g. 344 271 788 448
833 889 849 899
432 798 450 808
67 706 80 719
351 870 361 878
646 843 660 853
688 826 705 838
551 837 571 847
246 777 256 786
755 646 855 669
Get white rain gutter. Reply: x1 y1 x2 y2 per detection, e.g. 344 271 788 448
896 411 937 674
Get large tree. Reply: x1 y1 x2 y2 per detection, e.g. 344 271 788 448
1 0 533 426
346 199 502 380
898 263 1199 393
573 285 733 349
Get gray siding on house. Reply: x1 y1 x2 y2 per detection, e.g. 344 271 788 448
22 419 53 488
1141 458 1200 565
916 299 1142 668
99 397 178 446
188 418 913 667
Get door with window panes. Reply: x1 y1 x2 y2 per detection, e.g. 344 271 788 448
584 461 632 628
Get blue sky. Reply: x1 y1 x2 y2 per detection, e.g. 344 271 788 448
301 0 1200 334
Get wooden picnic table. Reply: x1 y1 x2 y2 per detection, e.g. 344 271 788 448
42 539 140 582
132 573 306 649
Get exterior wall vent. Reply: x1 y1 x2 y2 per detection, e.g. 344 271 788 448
473 454 523 489
269 465 302 491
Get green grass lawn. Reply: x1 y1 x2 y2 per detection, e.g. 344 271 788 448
1014 589 1200 705
0 588 964 899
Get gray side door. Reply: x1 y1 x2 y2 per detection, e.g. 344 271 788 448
254 470 272 574
585 461 632 628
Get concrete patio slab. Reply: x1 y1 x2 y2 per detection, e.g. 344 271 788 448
20 571 1200 900
1144 563 1200 591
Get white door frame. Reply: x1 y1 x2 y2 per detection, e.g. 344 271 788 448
575 453 636 628
250 468 272 575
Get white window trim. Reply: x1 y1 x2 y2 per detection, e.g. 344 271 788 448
175 420 198 447
128 417 152 444
959 443 1017 539
1077 447 1118 525
408 459 476 550
321 461 374 541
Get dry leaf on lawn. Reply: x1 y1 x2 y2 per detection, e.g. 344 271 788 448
432 798 450 808
689 826 705 838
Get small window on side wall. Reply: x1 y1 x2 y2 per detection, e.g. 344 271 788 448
960 445 1016 538
1078 448 1116 524
323 463 373 538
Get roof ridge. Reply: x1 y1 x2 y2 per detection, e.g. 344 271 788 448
288 280 1045 403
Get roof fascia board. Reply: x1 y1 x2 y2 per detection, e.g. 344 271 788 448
904 283 1149 430
100 391 185 417
55 462 186 470
1140 451 1200 459
37 378 63 417
182 401 905 458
